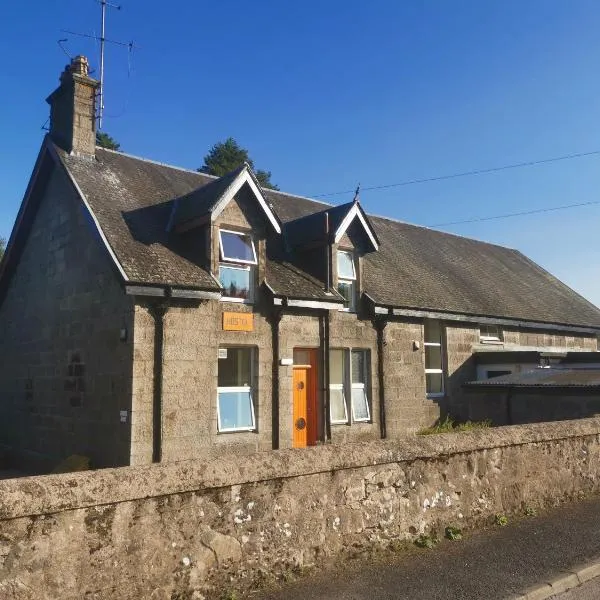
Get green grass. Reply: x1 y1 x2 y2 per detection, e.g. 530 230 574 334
417 416 492 436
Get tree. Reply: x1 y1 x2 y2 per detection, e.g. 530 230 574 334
199 137 279 190
96 132 121 151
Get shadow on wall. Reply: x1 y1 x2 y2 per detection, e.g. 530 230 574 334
465 389 600 426
444 355 477 422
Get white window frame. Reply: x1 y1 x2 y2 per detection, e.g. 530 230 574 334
329 348 371 424
424 321 445 398
337 250 357 312
479 324 503 344
218 229 257 304
218 229 257 265
219 263 254 304
217 347 256 433
329 383 348 424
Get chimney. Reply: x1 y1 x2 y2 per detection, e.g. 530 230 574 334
46 56 99 156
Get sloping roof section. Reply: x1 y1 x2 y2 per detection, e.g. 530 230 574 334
53 142 600 328
169 163 281 234
283 200 379 251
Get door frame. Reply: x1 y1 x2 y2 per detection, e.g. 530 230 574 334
292 348 319 447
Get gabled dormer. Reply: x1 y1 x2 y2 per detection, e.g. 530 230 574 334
168 163 281 304
283 197 379 311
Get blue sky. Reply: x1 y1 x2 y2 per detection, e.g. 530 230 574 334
2 1 600 304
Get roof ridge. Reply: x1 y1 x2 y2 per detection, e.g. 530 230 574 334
96 146 338 207
96 146 221 179
366 210 519 252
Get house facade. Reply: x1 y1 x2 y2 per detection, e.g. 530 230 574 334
1 56 600 471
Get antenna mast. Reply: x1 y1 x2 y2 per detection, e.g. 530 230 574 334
61 1 138 130
98 0 121 130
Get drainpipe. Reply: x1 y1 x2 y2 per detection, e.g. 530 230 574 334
375 318 387 439
325 212 332 292
321 310 332 443
150 301 169 463
270 309 282 450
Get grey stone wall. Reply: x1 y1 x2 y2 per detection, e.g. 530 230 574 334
0 165 134 471
503 327 597 349
328 310 379 444
0 419 599 599
131 299 274 465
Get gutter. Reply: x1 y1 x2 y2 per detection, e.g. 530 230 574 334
366 297 600 336
125 284 221 301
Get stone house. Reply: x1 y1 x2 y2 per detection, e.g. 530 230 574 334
1 56 600 471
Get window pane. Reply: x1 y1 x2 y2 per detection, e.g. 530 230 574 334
220 265 251 299
352 387 370 421
218 389 254 430
330 388 347 422
293 349 312 366
337 281 355 310
425 344 442 370
426 372 444 395
351 351 366 384
480 324 502 341
329 350 344 385
220 231 256 263
337 251 356 280
424 320 442 344
218 347 252 387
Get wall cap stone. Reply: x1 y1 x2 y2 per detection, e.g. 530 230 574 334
1 418 599 520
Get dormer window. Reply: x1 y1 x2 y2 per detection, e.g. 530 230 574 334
337 250 356 311
219 229 257 302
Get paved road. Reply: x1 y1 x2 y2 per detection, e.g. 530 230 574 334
255 496 600 600
554 576 600 600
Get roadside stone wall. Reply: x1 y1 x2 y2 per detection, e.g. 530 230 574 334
2 418 600 599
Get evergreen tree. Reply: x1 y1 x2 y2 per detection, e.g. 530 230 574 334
199 137 279 190
96 132 121 151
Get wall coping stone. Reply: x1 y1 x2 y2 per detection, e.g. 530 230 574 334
1 418 599 520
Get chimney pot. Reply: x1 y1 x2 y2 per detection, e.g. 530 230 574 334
70 55 90 77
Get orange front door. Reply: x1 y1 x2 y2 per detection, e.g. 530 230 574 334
293 367 308 448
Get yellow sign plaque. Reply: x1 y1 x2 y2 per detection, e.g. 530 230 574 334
223 312 254 332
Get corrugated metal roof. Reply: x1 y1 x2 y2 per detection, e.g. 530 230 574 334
465 368 600 388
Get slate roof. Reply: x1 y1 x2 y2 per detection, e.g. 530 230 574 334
464 368 600 388
169 165 245 231
53 141 600 328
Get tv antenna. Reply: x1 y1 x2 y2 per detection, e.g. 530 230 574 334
61 0 138 130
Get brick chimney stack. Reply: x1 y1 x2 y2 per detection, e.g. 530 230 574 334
46 56 99 156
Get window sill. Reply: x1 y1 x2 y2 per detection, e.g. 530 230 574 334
480 338 503 345
331 420 350 426
220 297 253 305
217 427 256 434
426 393 445 399
352 418 372 424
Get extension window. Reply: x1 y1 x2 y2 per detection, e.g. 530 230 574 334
329 349 371 424
480 324 503 344
217 347 256 432
219 229 256 302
